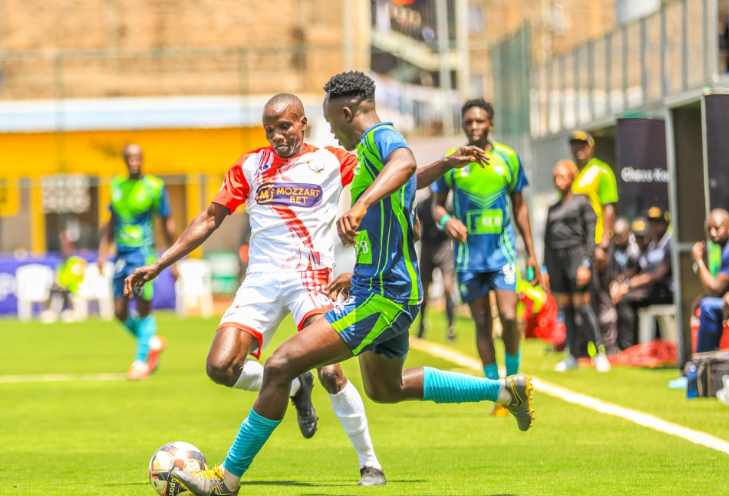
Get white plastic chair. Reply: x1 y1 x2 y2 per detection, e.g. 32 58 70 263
16 264 55 322
638 304 678 344
74 262 115 321
175 259 214 318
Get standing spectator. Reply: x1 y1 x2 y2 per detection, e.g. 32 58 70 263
570 131 619 354
692 209 729 352
544 160 610 372
610 217 642 350
611 207 673 344
416 198 457 340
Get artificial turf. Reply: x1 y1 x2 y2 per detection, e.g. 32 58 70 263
0 313 726 495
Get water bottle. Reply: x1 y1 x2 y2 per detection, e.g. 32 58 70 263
686 364 698 399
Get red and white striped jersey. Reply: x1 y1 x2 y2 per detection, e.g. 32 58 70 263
213 143 357 272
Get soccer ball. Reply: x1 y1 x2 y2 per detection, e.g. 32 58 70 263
149 442 208 496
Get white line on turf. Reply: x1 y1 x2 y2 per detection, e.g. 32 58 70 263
0 373 127 384
409 337 729 456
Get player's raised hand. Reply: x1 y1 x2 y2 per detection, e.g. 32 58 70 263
444 217 468 243
124 263 161 298
447 146 489 169
328 272 354 301
338 203 367 247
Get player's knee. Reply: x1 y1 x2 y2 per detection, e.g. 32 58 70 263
263 351 298 385
206 353 238 387
317 366 346 394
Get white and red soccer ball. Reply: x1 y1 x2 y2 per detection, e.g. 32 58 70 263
149 442 207 496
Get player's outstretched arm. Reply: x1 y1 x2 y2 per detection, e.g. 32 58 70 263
337 148 417 246
416 146 489 190
124 202 230 297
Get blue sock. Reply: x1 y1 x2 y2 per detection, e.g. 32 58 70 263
422 367 502 403
224 408 282 477
505 350 521 376
135 315 157 363
483 363 500 380
123 317 140 337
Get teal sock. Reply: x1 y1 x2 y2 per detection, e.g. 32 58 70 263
123 317 140 337
422 367 501 403
505 351 521 376
483 363 499 380
224 408 282 477
135 315 157 363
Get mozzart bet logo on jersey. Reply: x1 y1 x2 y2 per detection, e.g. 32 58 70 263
255 183 323 207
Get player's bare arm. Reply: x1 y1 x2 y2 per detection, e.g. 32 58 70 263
416 146 489 190
511 191 541 286
97 215 115 273
432 192 467 243
337 147 417 246
124 202 230 297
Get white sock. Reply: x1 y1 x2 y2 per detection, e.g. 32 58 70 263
149 336 163 351
232 359 300 397
328 380 381 470
221 465 240 490
289 377 301 397
232 359 264 391
496 379 511 405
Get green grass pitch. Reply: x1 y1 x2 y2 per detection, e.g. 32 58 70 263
1 312 727 495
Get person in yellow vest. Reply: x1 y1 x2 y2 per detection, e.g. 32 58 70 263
569 131 619 354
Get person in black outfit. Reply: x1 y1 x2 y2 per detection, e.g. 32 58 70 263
417 198 457 340
609 217 642 350
611 207 674 344
543 160 610 372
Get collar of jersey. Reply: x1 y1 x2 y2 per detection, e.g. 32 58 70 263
359 122 395 143
266 143 314 167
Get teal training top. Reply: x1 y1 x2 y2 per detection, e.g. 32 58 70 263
431 142 529 273
351 122 422 305
110 175 170 254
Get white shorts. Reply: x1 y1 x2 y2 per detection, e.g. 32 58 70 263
218 268 334 358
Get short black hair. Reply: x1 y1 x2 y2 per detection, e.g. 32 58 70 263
462 98 494 120
323 71 376 102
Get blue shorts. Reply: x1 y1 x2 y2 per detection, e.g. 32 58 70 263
112 248 156 300
457 264 517 303
324 291 420 359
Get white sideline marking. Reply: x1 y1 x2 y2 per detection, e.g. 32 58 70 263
410 337 729 456
0 373 127 384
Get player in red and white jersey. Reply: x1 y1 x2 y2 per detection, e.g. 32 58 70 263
124 94 385 486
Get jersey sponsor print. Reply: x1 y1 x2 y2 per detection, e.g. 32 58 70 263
213 143 356 272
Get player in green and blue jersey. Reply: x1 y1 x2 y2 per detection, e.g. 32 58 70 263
98 144 175 380
154 73 534 496
431 99 540 416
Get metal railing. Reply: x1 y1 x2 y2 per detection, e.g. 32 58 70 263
530 0 725 138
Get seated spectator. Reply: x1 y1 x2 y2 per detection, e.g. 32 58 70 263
610 217 641 283
611 207 673 344
543 160 610 372
610 217 642 350
692 209 729 352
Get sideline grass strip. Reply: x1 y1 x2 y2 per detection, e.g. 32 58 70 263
0 373 127 383
410 336 729 456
